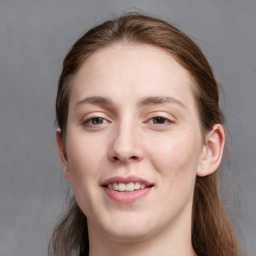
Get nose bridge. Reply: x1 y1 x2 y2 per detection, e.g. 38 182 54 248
109 116 142 162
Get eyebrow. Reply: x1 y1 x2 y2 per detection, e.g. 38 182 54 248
75 96 186 109
138 96 186 109
75 96 113 107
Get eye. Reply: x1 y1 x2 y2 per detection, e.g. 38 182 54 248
82 116 108 127
150 116 171 125
90 117 105 125
152 117 169 124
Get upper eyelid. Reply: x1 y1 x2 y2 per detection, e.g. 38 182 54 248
144 112 176 121
81 112 110 121
80 110 176 122
147 117 173 125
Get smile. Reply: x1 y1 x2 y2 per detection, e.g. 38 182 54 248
106 182 148 192
102 176 154 202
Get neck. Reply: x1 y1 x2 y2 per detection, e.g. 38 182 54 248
88 215 196 256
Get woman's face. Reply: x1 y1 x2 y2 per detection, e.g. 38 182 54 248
60 44 206 242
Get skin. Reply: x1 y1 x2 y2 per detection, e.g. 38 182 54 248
56 44 225 256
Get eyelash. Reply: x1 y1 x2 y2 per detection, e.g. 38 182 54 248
82 114 174 128
82 116 109 127
148 116 172 125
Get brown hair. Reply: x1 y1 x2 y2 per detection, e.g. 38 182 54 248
49 13 242 256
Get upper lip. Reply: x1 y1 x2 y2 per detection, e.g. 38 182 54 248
101 175 153 187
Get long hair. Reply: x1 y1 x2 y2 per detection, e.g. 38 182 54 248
49 13 242 256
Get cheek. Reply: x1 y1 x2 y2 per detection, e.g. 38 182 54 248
141 131 203 225
65 133 106 180
65 133 107 217
148 131 202 180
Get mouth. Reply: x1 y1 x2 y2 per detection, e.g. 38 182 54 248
104 182 153 192
101 176 154 202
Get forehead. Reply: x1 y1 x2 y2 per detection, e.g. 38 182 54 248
69 43 196 108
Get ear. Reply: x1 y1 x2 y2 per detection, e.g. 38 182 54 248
56 129 71 180
197 124 225 177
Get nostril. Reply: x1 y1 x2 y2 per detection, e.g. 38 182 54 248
112 156 119 161
111 155 139 162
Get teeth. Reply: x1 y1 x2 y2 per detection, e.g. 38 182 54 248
118 183 126 192
134 182 140 189
112 183 118 191
106 182 148 192
126 182 135 191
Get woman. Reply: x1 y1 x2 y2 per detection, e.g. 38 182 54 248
49 14 242 256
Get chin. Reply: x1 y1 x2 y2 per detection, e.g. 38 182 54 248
100 214 156 243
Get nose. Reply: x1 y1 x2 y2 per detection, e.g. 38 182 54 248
108 123 143 163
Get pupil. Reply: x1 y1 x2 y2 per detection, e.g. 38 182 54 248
154 117 165 124
93 117 103 124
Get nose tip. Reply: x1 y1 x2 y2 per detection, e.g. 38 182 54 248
108 128 143 163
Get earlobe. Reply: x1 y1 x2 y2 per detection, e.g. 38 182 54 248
197 124 225 177
56 129 71 180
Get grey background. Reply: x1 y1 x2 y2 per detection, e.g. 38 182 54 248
0 0 255 255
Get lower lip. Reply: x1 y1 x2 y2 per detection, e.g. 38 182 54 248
102 187 152 203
